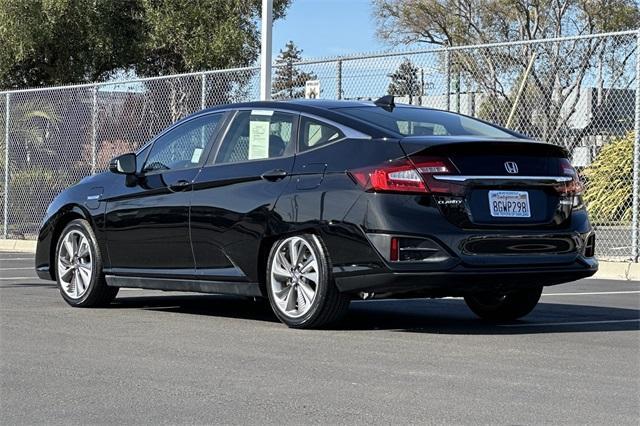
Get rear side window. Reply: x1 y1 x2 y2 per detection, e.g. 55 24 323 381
335 107 514 138
299 117 344 152
214 110 295 164
143 114 223 173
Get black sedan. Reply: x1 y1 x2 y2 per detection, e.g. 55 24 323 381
35 97 597 328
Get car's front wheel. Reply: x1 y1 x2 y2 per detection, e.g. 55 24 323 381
464 286 542 321
266 234 349 328
55 219 118 307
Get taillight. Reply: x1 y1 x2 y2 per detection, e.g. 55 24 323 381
412 156 464 195
557 158 583 195
349 156 462 194
350 158 426 193
556 158 584 209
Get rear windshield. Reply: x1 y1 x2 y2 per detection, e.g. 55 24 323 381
334 106 515 138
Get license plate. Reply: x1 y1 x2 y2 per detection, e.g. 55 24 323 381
488 190 531 218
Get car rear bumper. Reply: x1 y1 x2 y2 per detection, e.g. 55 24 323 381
334 257 597 296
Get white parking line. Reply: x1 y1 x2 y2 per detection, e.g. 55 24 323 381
543 291 640 296
500 319 640 327
0 267 34 271
0 277 37 281
0 257 34 261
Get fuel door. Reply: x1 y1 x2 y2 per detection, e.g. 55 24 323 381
295 163 327 190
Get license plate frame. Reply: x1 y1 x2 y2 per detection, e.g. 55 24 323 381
488 190 531 218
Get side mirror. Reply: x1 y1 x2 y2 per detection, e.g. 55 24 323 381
109 153 137 175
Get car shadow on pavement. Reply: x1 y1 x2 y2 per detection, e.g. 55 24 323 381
112 294 280 323
344 299 640 335
110 294 639 335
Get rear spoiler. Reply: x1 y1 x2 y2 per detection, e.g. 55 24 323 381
399 137 569 158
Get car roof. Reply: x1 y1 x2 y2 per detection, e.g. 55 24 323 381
200 98 438 113
188 99 525 139
193 99 399 138
199 99 371 113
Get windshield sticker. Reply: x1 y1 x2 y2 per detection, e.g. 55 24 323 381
191 147 203 163
248 119 270 159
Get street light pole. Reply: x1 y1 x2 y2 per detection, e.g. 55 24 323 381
260 0 273 101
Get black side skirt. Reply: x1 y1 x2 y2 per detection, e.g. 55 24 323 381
105 275 262 297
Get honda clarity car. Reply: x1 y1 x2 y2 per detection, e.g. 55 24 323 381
35 97 597 328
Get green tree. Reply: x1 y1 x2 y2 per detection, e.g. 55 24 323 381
138 0 291 76
387 59 421 103
271 41 317 100
0 0 292 90
0 0 145 89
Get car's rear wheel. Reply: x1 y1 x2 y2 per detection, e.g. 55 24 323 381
266 234 349 329
55 219 118 307
464 286 542 321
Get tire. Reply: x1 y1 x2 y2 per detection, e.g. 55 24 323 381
55 219 118 307
464 286 542 321
266 233 350 329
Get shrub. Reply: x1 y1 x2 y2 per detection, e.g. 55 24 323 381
582 132 634 224
8 166 71 234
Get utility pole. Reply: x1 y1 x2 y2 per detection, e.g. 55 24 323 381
260 0 273 101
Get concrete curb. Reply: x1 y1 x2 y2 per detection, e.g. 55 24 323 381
0 239 37 253
1 239 638 281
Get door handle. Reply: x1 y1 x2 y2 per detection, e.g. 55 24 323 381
169 180 191 191
261 169 288 182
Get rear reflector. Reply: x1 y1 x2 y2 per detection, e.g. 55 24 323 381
390 237 399 261
367 233 451 263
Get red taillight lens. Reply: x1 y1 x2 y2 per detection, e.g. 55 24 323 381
349 156 460 194
557 158 583 195
412 156 464 196
350 158 428 193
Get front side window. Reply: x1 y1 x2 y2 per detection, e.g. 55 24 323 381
214 110 295 164
143 114 223 173
335 107 515 138
299 117 344 152
135 144 151 173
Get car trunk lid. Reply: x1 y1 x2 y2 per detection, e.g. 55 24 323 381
399 137 579 229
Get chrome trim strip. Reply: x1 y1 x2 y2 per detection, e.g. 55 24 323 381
433 175 572 183
226 107 371 140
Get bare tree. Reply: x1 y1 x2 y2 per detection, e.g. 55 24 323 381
373 0 639 145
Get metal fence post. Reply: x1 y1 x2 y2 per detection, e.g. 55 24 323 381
201 72 206 110
91 85 97 175
632 30 640 262
336 59 343 100
445 48 451 111
3 93 9 239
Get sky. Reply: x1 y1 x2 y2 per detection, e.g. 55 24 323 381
272 0 407 60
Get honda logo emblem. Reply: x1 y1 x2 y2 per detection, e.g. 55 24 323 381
504 161 519 174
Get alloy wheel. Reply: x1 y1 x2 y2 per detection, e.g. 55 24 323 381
57 230 93 299
269 236 320 318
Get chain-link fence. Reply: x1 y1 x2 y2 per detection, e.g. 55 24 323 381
1 31 638 261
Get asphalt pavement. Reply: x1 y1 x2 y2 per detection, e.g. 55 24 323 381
1 251 639 425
